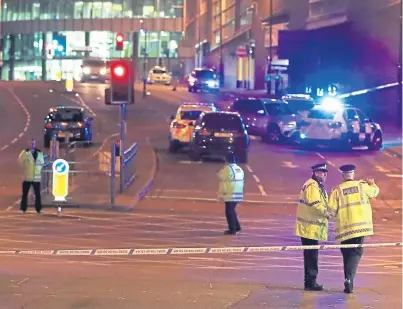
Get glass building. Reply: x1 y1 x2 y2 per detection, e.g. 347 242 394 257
0 0 184 80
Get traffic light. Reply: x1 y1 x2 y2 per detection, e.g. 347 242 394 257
116 33 124 51
106 60 134 104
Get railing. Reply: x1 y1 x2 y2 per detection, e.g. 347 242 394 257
121 142 138 192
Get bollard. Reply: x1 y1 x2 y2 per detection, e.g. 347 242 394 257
65 77 74 92
109 143 117 205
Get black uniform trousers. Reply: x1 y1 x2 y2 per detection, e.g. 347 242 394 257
20 181 42 213
301 237 319 284
225 202 240 232
340 237 364 281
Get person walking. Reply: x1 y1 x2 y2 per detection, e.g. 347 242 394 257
18 139 45 214
217 152 244 235
295 163 330 291
328 164 379 294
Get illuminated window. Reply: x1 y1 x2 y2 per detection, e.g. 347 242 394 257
92 2 103 18
32 3 40 20
74 1 84 18
83 1 93 18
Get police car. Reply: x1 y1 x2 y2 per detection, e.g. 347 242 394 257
169 102 217 152
298 97 383 150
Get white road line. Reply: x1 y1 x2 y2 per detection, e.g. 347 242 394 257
16 278 30 285
18 132 24 138
1 145 9 151
258 185 267 196
10 138 18 144
252 175 260 183
386 174 403 178
316 152 326 159
145 195 296 204
326 160 336 167
383 151 395 158
245 165 253 173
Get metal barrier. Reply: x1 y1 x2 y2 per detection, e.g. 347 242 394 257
120 142 137 192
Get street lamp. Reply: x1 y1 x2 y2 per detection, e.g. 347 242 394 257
397 0 402 127
219 0 224 87
140 20 148 98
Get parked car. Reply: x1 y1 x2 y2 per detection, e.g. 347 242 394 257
188 68 219 93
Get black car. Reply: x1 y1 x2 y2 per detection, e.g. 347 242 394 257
44 106 93 148
188 68 219 93
188 111 249 163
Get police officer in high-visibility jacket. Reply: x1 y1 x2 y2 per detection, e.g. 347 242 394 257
217 152 244 235
328 164 379 294
295 163 330 291
18 139 45 214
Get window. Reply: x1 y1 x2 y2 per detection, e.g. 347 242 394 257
355 109 368 122
153 69 166 74
74 1 83 18
284 99 315 113
345 109 358 121
195 70 216 79
265 103 293 116
180 111 203 120
202 113 243 131
308 109 336 119
233 99 263 114
50 109 84 122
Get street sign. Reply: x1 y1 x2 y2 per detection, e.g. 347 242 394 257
236 46 247 58
52 159 70 202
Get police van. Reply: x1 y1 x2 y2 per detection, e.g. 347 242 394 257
298 97 383 150
169 102 217 152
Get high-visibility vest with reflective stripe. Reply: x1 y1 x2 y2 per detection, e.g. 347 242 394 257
295 178 329 241
328 180 379 243
18 149 45 182
217 163 244 202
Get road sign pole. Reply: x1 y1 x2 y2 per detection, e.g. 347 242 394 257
119 103 126 193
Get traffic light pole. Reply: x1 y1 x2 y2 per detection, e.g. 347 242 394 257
119 103 127 193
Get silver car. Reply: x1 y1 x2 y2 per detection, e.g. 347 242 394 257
228 97 299 143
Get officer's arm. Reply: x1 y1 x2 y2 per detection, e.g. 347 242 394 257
18 150 26 166
305 184 328 217
360 181 380 199
217 166 233 181
37 152 45 166
327 189 339 217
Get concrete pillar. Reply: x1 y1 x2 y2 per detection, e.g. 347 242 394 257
41 32 47 81
8 35 15 81
85 32 90 57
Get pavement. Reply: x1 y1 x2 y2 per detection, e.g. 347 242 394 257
0 81 401 308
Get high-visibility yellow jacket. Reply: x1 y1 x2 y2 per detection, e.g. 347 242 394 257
217 163 244 202
18 149 45 182
328 180 379 243
295 178 329 241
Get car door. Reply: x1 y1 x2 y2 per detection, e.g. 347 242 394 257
343 108 360 139
355 108 372 142
232 99 266 135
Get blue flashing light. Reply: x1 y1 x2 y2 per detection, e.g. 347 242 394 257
300 133 306 139
319 97 343 111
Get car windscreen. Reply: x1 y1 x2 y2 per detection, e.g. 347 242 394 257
202 114 243 131
83 60 105 67
152 69 166 74
180 110 203 120
195 70 216 79
308 109 337 119
284 99 315 113
50 109 84 122
264 103 294 116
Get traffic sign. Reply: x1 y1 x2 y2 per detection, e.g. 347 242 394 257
52 159 70 202
236 46 247 58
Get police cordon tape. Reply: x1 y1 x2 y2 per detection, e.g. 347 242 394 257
0 242 401 256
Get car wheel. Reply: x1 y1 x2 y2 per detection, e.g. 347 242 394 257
44 136 51 148
368 131 383 151
237 151 248 164
169 140 180 153
189 149 201 161
265 124 282 143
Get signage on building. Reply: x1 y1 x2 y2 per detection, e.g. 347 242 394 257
71 46 92 52
235 46 247 58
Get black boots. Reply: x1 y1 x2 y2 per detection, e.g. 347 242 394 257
344 279 353 294
304 282 324 291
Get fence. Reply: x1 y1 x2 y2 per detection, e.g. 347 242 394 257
40 136 138 207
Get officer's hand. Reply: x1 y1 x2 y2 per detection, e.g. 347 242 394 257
366 178 375 185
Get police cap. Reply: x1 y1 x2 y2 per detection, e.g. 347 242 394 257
339 164 356 173
311 163 328 172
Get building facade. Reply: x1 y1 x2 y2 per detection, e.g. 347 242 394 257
0 0 184 81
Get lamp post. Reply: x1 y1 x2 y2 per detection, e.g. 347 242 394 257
219 0 224 87
267 0 273 96
140 20 147 98
398 0 402 128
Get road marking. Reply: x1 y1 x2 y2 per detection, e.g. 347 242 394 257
252 175 260 183
281 161 298 168
374 166 391 173
16 278 30 285
386 174 403 178
0 88 31 151
145 195 296 204
245 165 253 173
327 160 336 167
257 185 267 196
316 152 326 159
383 151 395 158
177 160 202 164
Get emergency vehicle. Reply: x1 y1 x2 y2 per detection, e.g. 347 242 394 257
298 97 383 150
169 102 217 152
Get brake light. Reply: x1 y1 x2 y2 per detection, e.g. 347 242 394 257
199 129 211 136
172 122 186 129
45 123 53 129
77 122 83 127
328 122 342 129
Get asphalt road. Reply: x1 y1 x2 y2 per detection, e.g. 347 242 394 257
0 81 401 308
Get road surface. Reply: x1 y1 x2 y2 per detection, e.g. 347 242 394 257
0 81 401 308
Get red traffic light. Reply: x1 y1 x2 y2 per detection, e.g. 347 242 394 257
116 34 124 42
113 65 126 78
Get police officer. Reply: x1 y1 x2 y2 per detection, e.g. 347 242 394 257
18 139 45 214
217 152 244 235
295 163 330 291
328 164 379 294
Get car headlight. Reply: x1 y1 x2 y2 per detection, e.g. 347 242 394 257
287 121 296 127
82 67 91 75
207 80 218 88
100 68 107 75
